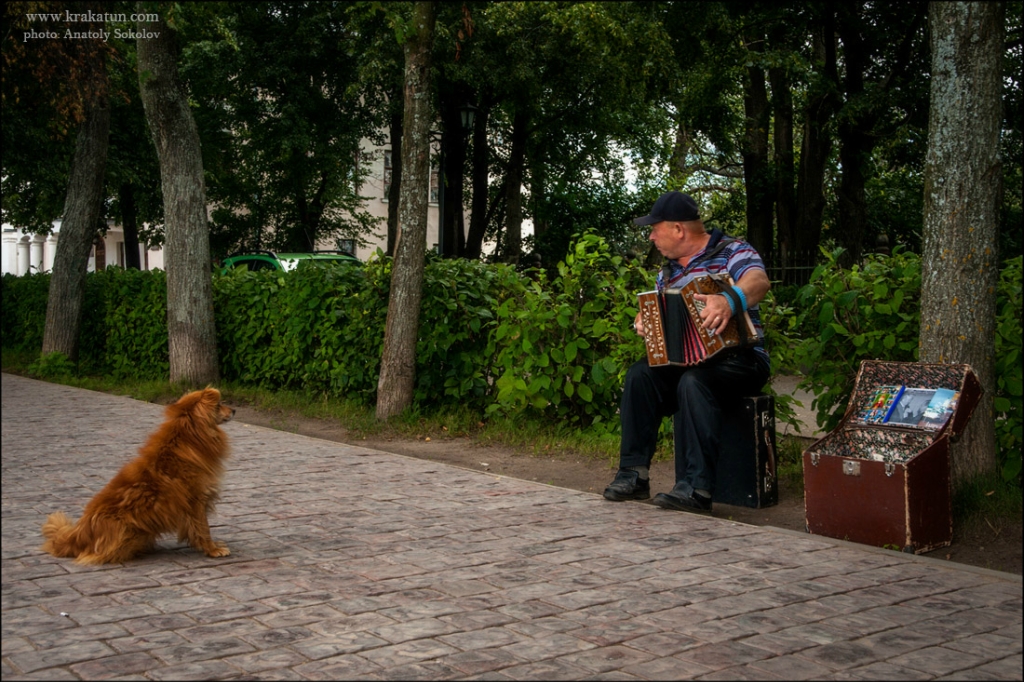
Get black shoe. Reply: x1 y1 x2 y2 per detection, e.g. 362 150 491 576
652 486 712 514
603 468 651 501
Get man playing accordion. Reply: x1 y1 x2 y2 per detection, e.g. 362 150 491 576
604 191 771 513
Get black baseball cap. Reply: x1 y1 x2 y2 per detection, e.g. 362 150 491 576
633 191 700 226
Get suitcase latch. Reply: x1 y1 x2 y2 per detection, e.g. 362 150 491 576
842 460 861 476
884 461 895 477
810 452 820 467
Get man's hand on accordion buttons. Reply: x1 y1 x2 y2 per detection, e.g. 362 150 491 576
693 293 732 336
634 312 646 338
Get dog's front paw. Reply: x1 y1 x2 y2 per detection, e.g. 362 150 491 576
206 542 231 558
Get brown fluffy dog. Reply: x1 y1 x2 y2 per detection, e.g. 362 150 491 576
41 388 235 565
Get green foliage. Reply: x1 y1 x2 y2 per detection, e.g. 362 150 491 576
1 272 50 353
486 232 648 429
213 258 388 398
993 256 1023 481
101 267 169 379
769 250 1021 480
415 257 522 409
27 351 76 378
779 247 922 432
3 242 1019 481
214 232 648 426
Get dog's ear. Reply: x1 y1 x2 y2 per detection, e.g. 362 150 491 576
167 389 203 418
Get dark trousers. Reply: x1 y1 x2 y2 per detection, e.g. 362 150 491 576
619 350 769 498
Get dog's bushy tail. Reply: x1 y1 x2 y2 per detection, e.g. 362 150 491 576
41 511 87 558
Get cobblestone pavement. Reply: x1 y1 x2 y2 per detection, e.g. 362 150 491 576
2 373 1021 681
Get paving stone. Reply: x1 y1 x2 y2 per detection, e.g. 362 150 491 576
368 616 460 644
830 660 934 680
799 640 886 671
890 644 992 677
26 621 128 649
105 630 189 653
554 644 656 674
673 639 772 670
7 639 117 674
958 653 1023 680
493 657 591 680
623 655 714 680
746 652 834 680
498 631 597 661
438 625 527 651
2 374 1021 681
289 629 389 660
149 637 257 665
68 651 159 679
292 653 383 680
438 647 528 676
2 666 82 681
146 659 242 680
222 647 312 674
358 637 461 667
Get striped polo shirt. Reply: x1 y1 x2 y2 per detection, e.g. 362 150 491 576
655 228 770 371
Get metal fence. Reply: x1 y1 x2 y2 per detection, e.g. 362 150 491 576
762 249 821 287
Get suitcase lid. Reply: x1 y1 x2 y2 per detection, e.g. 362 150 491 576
846 360 982 441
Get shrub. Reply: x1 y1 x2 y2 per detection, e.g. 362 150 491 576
993 256 1022 481
1 272 50 354
102 267 169 379
486 231 648 429
780 246 922 432
2 244 1018 479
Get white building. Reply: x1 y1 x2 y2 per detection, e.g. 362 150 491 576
1 221 164 277
1 136 480 275
348 139 443 262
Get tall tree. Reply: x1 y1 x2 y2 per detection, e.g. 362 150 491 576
136 6 219 385
793 9 840 267
833 2 928 265
42 85 111 360
377 1 437 420
920 1 1004 486
185 2 383 258
741 28 774 258
1 2 114 361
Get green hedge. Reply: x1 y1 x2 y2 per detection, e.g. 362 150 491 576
2 240 1020 478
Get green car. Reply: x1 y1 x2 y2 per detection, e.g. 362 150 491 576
219 250 360 274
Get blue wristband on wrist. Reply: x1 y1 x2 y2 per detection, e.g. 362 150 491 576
732 285 748 312
720 291 738 315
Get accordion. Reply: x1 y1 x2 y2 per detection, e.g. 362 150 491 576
638 274 760 367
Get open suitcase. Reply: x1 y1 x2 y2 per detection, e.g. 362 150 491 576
803 361 982 554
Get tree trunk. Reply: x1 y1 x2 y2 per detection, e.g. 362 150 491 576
669 115 692 181
920 0 1003 487
794 16 838 269
501 108 528 264
439 98 467 257
387 108 403 256
464 102 490 260
376 1 436 420
835 130 872 266
119 182 142 269
42 94 111 361
136 8 219 385
769 62 796 274
741 45 773 258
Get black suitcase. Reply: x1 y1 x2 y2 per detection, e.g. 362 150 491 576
716 394 778 508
